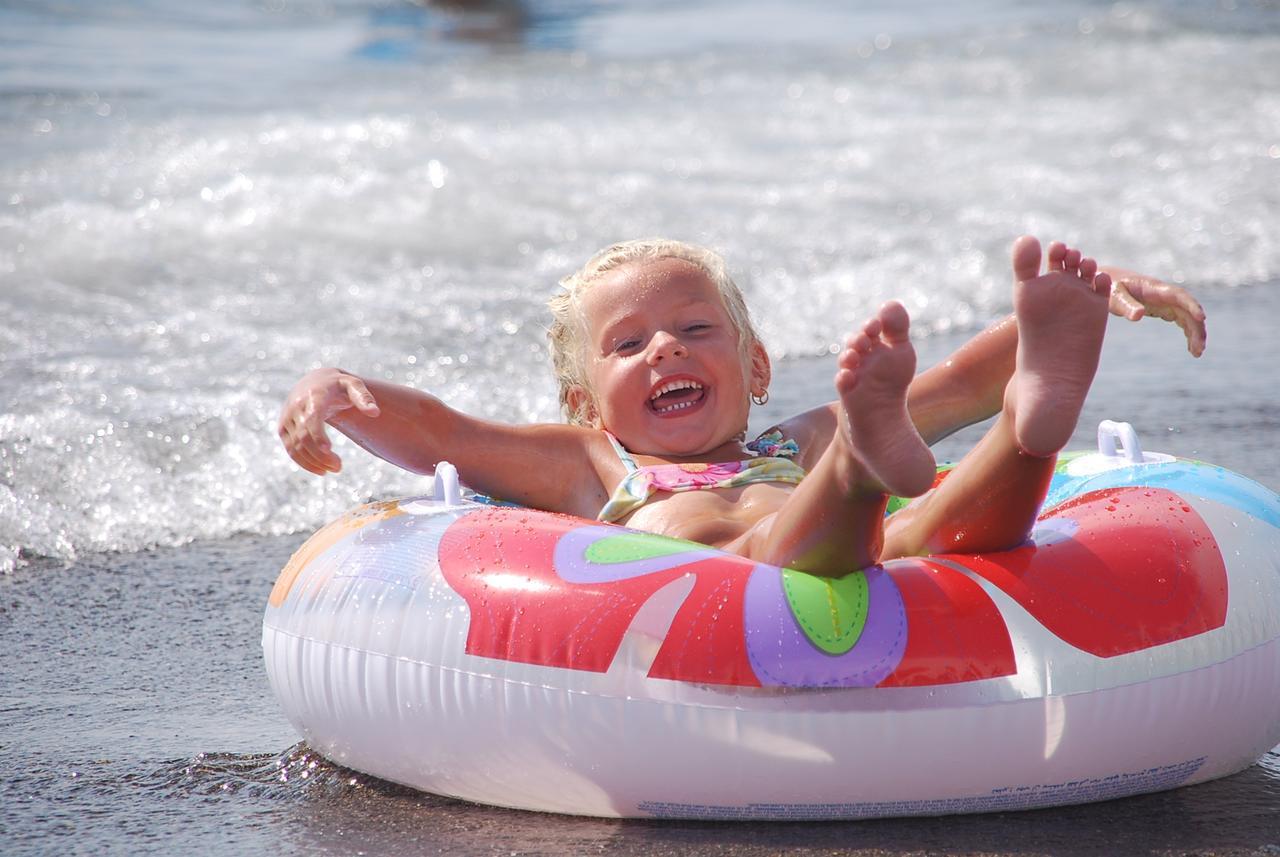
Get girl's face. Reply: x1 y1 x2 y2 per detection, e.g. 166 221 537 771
571 257 769 457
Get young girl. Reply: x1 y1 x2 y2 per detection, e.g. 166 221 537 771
278 236 1206 577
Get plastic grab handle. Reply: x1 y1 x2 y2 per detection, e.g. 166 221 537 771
1096 420 1145 464
432 461 462 506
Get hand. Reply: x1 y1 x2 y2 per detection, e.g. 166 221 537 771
1105 268 1207 357
277 369 381 475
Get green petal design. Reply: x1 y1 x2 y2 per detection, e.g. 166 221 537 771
584 532 704 564
781 568 869 655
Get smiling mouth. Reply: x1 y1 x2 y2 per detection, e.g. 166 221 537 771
648 379 706 415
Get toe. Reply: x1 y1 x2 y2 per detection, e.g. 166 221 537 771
834 367 858 395
878 301 911 342
1046 241 1067 271
1063 248 1082 274
1011 235 1043 283
861 316 884 341
837 345 860 370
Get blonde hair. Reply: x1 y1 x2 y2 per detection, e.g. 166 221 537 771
548 238 763 425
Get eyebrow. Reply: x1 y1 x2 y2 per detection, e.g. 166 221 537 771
594 316 638 350
594 298 720 344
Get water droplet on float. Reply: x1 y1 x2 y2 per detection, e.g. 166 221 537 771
1106 506 1116 512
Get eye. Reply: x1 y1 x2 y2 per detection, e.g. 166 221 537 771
683 322 712 334
613 337 642 354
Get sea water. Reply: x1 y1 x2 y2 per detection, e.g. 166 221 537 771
2 1 1279 854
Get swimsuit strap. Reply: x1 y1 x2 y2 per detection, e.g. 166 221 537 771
597 431 653 523
602 430 640 472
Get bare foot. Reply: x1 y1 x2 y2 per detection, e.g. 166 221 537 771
834 301 936 498
1007 236 1113 457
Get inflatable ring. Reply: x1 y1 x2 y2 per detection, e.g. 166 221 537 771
262 423 1280 819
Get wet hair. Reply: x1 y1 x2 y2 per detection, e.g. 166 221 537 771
548 238 763 425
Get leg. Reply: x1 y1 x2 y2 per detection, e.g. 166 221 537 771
734 302 936 575
882 236 1112 558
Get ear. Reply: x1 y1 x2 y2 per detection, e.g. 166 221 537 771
748 340 771 397
565 385 599 427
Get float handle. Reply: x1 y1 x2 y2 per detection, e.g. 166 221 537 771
1096 420 1144 463
432 461 462 505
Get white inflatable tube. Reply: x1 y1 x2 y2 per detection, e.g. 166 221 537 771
263 440 1280 819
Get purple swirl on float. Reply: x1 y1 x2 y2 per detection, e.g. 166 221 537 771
743 564 907 687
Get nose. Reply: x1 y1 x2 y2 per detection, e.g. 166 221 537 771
646 330 688 364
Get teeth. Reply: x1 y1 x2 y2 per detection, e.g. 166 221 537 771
649 379 703 401
650 379 704 414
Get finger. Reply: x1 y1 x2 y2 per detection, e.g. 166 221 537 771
298 454 329 476
1171 288 1207 322
1108 282 1146 321
277 405 303 442
304 418 334 457
316 448 343 472
300 424 344 473
1127 278 1199 314
1136 283 1208 356
341 376 381 417
281 420 325 471
1178 312 1207 357
297 430 343 473
287 439 330 476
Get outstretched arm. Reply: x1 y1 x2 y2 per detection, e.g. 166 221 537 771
907 315 1017 446
277 368 608 516
907 270 1206 445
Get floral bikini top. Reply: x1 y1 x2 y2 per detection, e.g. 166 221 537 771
597 430 807 524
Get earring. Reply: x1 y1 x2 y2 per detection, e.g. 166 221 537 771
751 391 769 406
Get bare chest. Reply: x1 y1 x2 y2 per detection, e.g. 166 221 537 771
617 481 793 549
